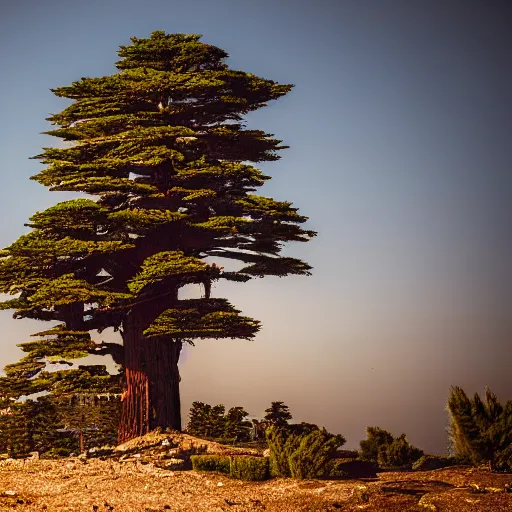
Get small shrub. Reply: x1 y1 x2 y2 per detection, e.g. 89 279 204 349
412 454 458 471
378 434 423 469
190 454 231 474
266 425 346 479
289 428 346 479
230 456 269 481
359 426 394 463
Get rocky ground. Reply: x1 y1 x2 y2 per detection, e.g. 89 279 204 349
0 432 510 511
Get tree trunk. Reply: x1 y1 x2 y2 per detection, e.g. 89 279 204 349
117 312 182 444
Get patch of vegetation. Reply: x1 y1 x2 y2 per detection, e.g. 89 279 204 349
186 402 252 441
191 454 270 481
359 426 394 463
264 401 292 427
190 454 231 474
359 427 423 469
266 425 345 479
230 456 269 481
447 386 512 471
377 434 423 469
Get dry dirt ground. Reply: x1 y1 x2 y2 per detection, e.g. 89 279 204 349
0 432 510 511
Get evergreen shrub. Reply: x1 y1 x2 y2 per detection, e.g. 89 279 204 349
266 427 300 477
359 426 394 463
230 456 269 481
190 454 231 474
266 425 345 479
377 434 423 469
288 429 346 479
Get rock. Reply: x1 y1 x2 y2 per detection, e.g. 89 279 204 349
217 482 224 487
160 458 184 471
4 490 16 496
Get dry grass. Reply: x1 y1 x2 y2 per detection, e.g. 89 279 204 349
0 433 510 511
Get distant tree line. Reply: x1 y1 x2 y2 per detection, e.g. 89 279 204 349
185 400 294 442
0 386 509 474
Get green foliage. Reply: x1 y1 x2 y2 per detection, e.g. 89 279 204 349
224 407 252 441
447 386 512 471
266 425 345 479
412 454 458 471
144 299 260 340
191 454 269 481
377 434 423 469
0 404 32 457
186 402 251 441
266 426 299 477
359 426 423 469
190 454 231 474
230 456 269 481
288 429 346 479
359 426 394 463
264 401 292 427
0 394 120 457
186 402 226 438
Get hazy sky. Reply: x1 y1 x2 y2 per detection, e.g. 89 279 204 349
0 0 510 454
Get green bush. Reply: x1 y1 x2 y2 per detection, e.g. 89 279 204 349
359 426 394 463
412 454 458 471
447 386 512 471
191 454 270 481
289 429 346 479
377 434 423 469
230 456 269 481
266 425 346 479
191 454 231 474
266 426 301 477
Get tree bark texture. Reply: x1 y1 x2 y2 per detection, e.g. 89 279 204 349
117 310 182 444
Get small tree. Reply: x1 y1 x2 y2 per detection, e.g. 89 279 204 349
447 386 512 471
186 401 232 439
264 402 292 427
224 407 252 441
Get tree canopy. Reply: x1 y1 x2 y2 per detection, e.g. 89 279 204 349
447 386 512 471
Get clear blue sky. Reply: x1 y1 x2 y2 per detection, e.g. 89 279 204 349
0 0 510 453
